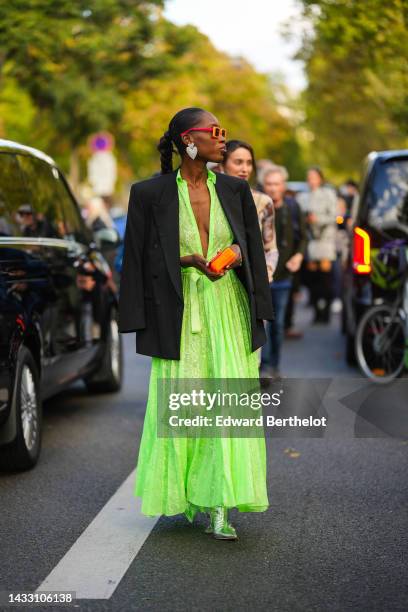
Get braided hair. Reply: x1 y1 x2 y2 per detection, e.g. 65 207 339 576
157 107 207 174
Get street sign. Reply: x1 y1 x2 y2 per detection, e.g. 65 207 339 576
87 151 117 196
87 132 117 196
89 132 114 153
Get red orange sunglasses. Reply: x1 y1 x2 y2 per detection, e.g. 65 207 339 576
180 126 227 139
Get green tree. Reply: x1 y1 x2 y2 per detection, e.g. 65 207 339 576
0 0 169 187
122 21 305 181
0 4 305 191
293 0 408 179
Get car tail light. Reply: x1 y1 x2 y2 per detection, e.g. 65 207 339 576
353 227 371 274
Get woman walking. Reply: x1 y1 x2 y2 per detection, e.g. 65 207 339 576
297 167 337 323
118 107 274 540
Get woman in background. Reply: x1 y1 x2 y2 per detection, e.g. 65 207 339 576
297 167 337 323
221 140 279 284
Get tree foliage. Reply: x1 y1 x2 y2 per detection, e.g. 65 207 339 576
0 1 305 189
294 0 408 178
122 21 304 180
0 1 168 146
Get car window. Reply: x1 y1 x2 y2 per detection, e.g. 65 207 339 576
367 159 408 230
0 153 31 237
16 155 66 239
51 170 90 244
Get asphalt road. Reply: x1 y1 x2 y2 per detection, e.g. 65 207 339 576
0 301 407 612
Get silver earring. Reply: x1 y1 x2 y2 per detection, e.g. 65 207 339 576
186 142 198 160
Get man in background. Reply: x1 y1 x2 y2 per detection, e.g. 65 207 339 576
260 166 307 380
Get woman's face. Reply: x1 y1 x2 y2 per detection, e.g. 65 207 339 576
181 112 227 163
222 147 253 180
307 169 323 190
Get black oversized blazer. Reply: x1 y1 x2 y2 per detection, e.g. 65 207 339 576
118 169 274 359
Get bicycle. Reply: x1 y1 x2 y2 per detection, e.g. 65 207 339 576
355 239 408 383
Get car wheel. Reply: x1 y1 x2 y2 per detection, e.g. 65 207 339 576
84 310 123 393
0 346 42 471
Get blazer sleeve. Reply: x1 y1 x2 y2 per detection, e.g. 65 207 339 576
118 184 146 332
240 181 274 321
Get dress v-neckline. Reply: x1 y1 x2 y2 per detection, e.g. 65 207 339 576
180 173 214 260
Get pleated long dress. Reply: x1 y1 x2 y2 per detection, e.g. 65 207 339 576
134 168 269 520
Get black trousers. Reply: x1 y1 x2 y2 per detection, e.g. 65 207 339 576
307 268 333 322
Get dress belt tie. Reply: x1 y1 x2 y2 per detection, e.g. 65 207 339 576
182 268 203 334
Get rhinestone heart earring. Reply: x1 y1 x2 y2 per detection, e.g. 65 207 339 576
186 142 198 160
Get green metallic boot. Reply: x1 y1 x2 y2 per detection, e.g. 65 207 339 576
205 506 238 540
184 501 197 524
204 511 214 534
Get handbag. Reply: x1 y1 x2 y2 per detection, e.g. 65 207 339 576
208 246 240 273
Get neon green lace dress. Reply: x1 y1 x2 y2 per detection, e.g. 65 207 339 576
134 168 269 519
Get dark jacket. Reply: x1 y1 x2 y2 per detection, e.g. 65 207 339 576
118 169 274 359
273 196 307 282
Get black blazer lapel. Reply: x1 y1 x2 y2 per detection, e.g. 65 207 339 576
214 174 250 266
151 170 252 303
214 176 242 240
152 171 183 301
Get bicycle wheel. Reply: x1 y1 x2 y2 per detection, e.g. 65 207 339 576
355 304 406 383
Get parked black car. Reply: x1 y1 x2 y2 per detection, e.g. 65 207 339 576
343 149 408 363
0 139 123 471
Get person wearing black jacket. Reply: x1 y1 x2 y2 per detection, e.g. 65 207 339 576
118 107 274 540
260 166 307 379
118 165 274 357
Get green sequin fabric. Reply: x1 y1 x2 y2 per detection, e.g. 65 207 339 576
134 169 269 518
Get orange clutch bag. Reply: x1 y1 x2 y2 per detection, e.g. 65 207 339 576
208 246 239 273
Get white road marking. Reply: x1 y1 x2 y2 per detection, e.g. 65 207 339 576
35 469 158 599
